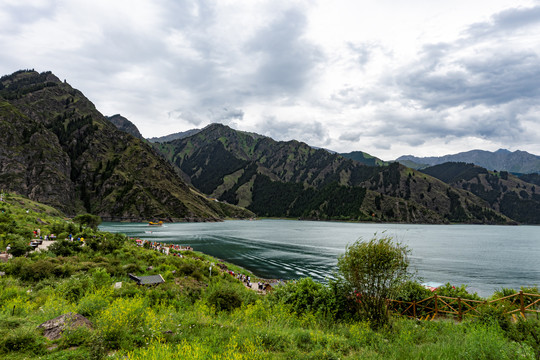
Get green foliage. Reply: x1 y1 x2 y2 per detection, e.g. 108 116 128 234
6 234 31 257
205 281 251 312
0 322 46 355
337 236 411 328
73 213 102 230
435 283 481 301
0 197 537 359
49 239 84 256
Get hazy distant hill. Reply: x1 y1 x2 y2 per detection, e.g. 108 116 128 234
421 162 540 224
106 114 143 139
0 70 252 221
151 123 513 224
397 149 540 174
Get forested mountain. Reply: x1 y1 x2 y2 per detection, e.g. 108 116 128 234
421 162 540 224
152 123 512 224
0 70 252 221
397 149 540 174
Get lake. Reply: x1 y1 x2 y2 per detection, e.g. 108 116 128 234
99 220 540 297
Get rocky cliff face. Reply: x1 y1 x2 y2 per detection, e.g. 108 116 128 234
0 70 253 221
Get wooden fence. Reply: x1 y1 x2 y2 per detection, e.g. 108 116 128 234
387 290 540 321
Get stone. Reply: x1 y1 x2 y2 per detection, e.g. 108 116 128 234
37 312 93 340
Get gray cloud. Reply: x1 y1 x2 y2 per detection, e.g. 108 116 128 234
339 131 362 142
168 106 244 126
258 117 330 146
467 5 540 38
400 50 540 109
245 8 324 98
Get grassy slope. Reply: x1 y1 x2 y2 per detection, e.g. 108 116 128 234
0 196 537 359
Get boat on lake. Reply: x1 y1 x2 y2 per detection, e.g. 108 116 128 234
148 221 163 226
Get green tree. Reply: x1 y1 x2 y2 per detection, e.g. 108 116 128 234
73 214 102 230
7 235 32 257
337 236 411 328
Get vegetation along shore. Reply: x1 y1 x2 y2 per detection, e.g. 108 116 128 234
0 191 539 359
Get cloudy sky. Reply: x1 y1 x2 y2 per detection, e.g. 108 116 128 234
2 0 540 160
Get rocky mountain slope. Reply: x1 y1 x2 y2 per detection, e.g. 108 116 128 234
0 70 253 221
397 149 540 174
147 128 202 143
421 162 540 224
152 123 512 224
105 114 143 139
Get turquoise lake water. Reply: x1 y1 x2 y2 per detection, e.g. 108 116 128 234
100 220 540 297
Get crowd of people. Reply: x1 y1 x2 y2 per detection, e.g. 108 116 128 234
133 238 193 257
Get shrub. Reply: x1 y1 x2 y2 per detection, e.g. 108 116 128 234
391 280 433 317
0 325 45 355
96 296 147 348
435 283 481 301
19 259 56 282
337 236 411 328
7 235 31 257
49 239 83 256
77 289 112 317
205 281 246 312
271 277 344 318
58 275 94 303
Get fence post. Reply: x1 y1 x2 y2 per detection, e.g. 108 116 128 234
413 301 416 318
458 297 462 321
520 290 525 318
434 294 438 318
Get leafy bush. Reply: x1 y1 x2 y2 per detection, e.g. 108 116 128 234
7 235 31 257
205 281 248 312
77 289 112 317
271 277 350 320
435 283 482 300
49 239 84 256
391 281 433 317
19 259 56 282
58 275 94 303
506 319 540 359
337 236 411 328
0 325 45 355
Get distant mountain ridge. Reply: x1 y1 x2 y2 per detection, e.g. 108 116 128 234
147 129 202 143
397 149 540 174
340 151 389 167
0 70 253 221
148 123 517 224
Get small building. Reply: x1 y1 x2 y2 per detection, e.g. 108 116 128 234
128 273 165 286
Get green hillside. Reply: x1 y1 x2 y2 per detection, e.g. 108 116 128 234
0 196 537 359
0 70 253 221
340 151 389 166
422 162 540 224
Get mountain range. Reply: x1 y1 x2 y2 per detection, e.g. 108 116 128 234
147 123 521 224
397 149 540 174
2 69 540 224
0 70 252 221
